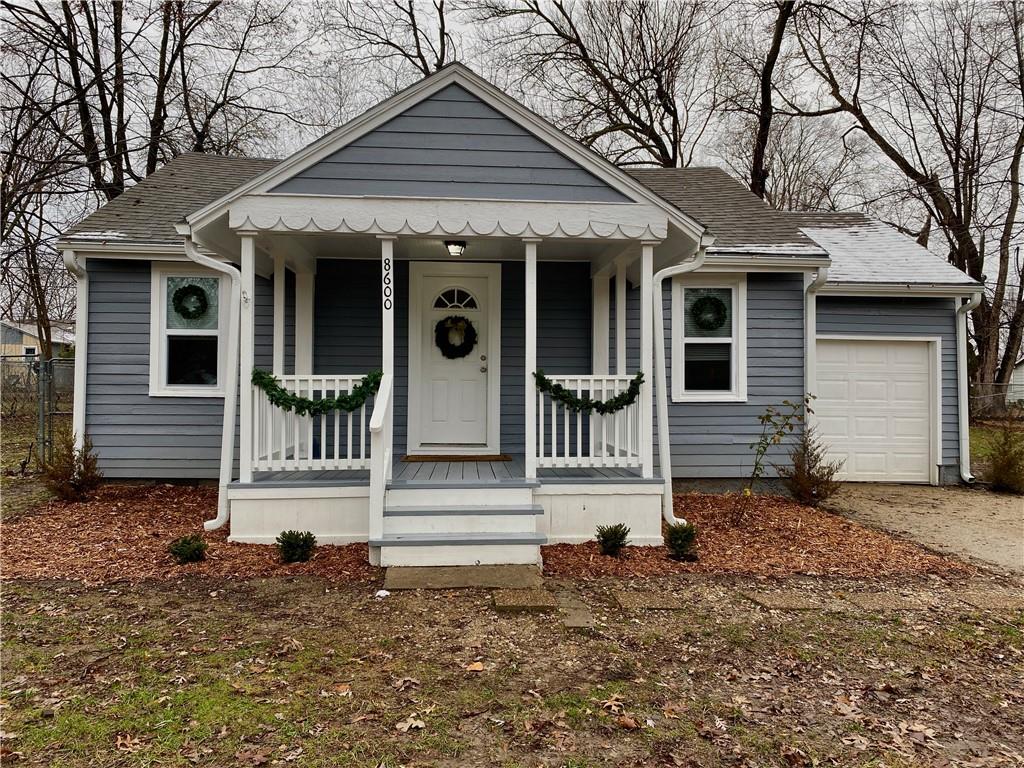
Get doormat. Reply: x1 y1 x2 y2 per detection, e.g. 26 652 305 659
403 454 513 462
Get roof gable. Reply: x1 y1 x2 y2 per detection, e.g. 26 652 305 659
271 83 630 202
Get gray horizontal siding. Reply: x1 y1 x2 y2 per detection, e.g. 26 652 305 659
85 259 276 479
658 273 807 478
272 84 628 203
313 259 591 457
816 296 959 473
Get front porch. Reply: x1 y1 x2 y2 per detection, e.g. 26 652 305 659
224 233 667 564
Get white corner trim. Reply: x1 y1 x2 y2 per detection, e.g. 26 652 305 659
148 262 229 398
670 274 747 403
407 261 502 455
816 334 943 485
62 250 88 450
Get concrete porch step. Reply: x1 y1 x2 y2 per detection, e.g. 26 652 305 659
372 532 546 567
383 504 544 516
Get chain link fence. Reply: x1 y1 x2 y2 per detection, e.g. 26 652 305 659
1 355 74 471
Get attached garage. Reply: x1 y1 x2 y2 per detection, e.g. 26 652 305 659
815 337 940 484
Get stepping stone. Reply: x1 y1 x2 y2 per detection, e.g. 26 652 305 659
740 590 836 611
492 588 557 613
957 588 1024 612
845 592 936 611
384 565 543 590
613 591 686 611
560 605 596 630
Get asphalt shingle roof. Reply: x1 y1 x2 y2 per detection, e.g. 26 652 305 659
61 153 975 289
63 153 277 244
627 167 822 251
795 212 978 287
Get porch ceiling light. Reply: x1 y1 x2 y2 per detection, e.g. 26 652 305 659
444 240 467 258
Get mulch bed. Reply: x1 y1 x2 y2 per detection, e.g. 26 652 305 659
3 486 975 584
1 484 379 584
541 492 976 579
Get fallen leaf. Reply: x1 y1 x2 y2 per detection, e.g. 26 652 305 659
464 662 484 673
616 715 641 731
395 714 426 733
392 677 419 691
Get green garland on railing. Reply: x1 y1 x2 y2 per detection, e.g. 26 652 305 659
251 368 383 416
533 370 644 415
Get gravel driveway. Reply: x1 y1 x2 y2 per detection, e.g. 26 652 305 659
827 484 1024 573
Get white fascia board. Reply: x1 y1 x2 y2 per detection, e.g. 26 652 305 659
185 63 705 243
820 282 982 297
700 253 831 271
706 243 829 257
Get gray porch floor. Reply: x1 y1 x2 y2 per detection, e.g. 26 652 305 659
235 454 659 488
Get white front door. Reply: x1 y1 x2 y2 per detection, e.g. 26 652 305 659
409 262 501 454
815 338 936 483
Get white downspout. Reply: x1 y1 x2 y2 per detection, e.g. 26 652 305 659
803 266 830 425
62 250 88 451
956 291 982 483
653 246 706 526
183 235 241 530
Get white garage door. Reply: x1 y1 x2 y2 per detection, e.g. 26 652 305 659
815 339 934 483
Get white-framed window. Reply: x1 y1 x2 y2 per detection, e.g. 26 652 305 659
149 263 228 397
671 275 747 402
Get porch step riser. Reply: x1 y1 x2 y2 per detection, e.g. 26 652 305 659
384 514 538 535
385 487 534 507
379 544 542 567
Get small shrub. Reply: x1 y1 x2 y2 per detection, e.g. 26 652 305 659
775 425 844 506
41 430 103 501
277 530 317 563
665 522 698 561
168 534 207 564
985 417 1024 494
595 523 630 557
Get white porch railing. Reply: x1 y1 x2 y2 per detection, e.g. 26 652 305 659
251 374 373 472
536 374 641 469
368 373 393 548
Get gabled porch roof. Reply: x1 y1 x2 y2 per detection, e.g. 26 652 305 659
183 63 708 255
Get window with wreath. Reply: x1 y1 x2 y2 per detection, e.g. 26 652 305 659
671 278 747 401
150 267 225 396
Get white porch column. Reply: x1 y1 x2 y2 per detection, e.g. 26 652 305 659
639 241 656 478
272 253 285 375
295 270 314 375
616 258 627 374
592 271 610 375
239 232 256 484
524 238 539 479
379 236 396 375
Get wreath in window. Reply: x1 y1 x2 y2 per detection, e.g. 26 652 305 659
172 283 210 320
690 294 728 332
434 315 478 359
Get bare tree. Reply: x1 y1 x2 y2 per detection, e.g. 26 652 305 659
1 0 317 349
787 0 1024 392
317 0 459 97
474 0 723 167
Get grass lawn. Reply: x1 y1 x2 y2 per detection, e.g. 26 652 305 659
2 576 1022 767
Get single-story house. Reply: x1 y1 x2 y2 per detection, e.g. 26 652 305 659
57 64 980 567
0 319 74 357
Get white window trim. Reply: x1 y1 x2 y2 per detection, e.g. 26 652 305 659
149 263 228 397
671 274 747 403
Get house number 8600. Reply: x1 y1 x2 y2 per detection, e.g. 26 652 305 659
382 257 393 310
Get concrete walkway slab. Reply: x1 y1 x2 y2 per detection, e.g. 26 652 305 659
493 588 557 613
383 565 543 590
957 588 1024 612
845 591 936 611
740 590 845 611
